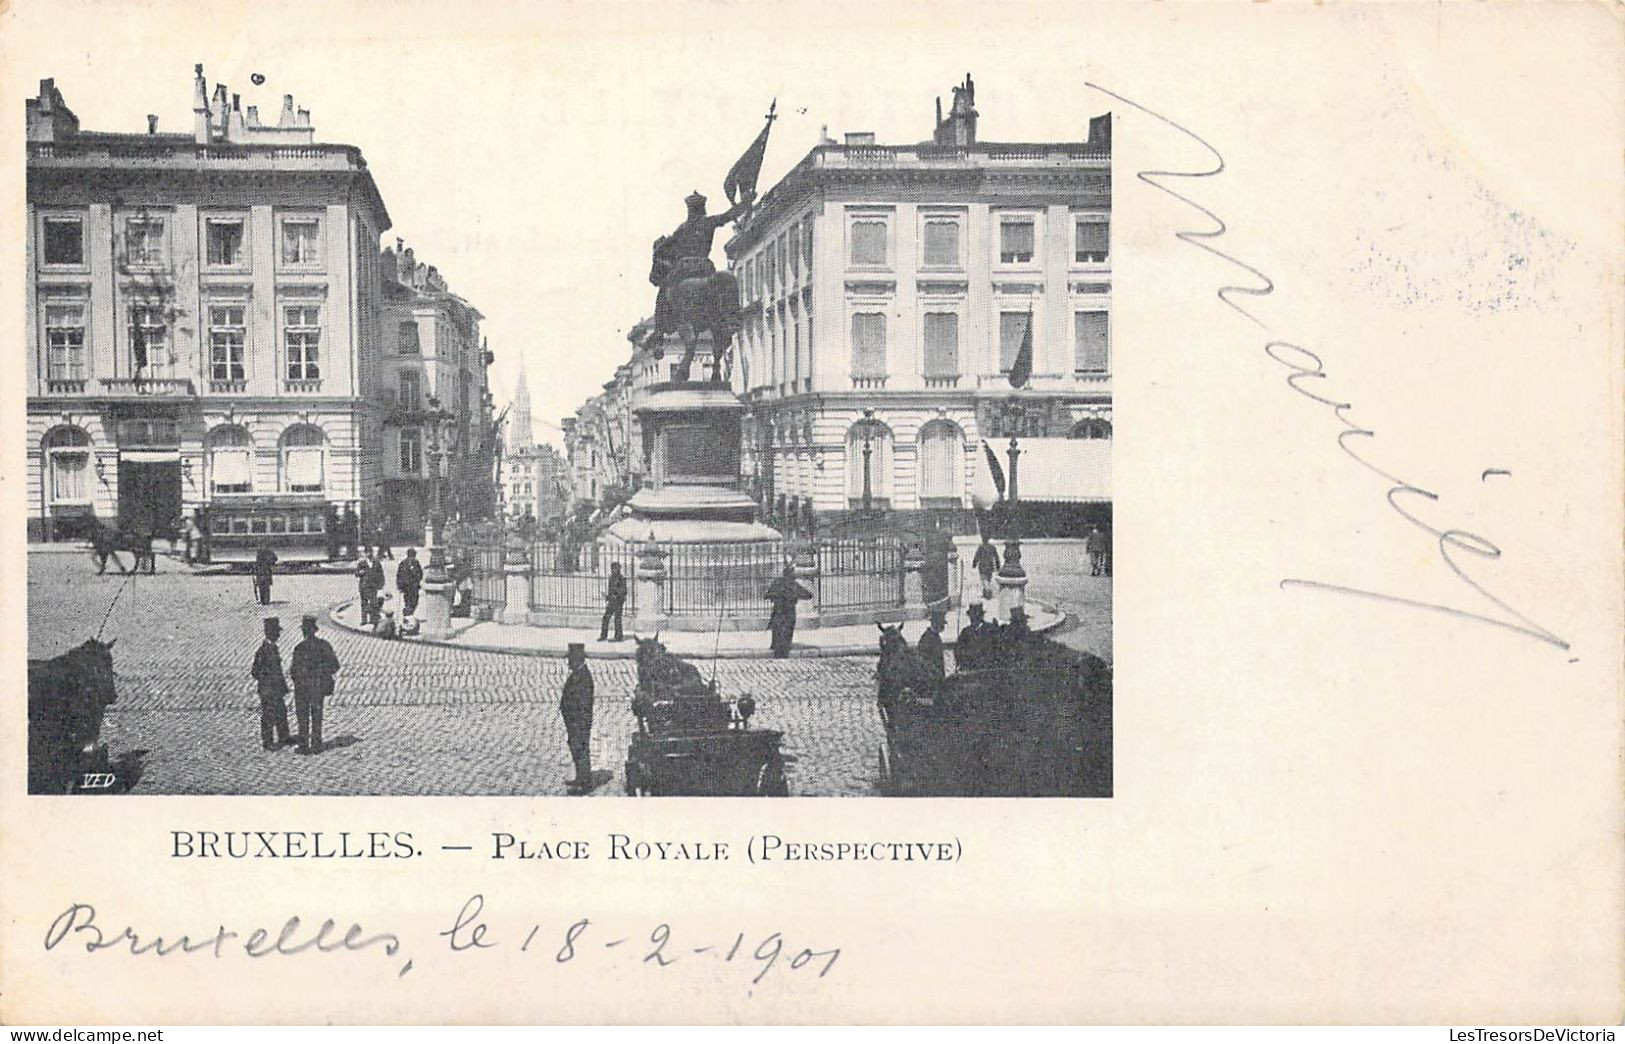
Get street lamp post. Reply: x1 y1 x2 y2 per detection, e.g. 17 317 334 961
997 397 1028 617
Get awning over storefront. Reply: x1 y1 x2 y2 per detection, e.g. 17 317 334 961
971 438 1112 508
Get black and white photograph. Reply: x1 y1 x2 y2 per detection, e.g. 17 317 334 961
23 45 1113 798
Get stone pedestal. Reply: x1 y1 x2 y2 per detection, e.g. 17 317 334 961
902 553 927 612
499 555 530 626
633 544 669 635
996 558 1028 620
421 576 454 639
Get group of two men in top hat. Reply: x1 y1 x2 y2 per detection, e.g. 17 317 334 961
250 614 341 755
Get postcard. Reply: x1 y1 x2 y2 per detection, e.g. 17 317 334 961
1 0 1619 1025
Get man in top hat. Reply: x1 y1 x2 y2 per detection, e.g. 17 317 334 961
249 617 292 750
956 603 996 672
917 607 948 691
764 564 813 659
972 534 1002 603
289 614 340 755
560 642 595 791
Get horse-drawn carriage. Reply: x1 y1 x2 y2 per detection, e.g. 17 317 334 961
623 637 790 797
28 637 120 794
874 622 1113 797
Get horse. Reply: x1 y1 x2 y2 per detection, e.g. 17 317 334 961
875 623 936 724
89 524 154 575
632 634 709 697
27 637 119 794
649 253 742 384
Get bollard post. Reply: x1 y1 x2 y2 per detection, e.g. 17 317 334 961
633 542 669 635
499 546 531 626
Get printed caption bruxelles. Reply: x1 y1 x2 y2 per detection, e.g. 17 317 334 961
169 831 963 863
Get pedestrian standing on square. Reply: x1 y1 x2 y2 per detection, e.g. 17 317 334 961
340 505 360 560
250 617 292 750
973 534 1002 603
764 564 813 659
290 615 339 755
1085 525 1107 577
396 548 424 617
560 642 595 791
252 545 278 606
355 553 381 626
599 561 627 642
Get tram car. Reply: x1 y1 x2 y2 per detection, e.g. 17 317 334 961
193 496 346 565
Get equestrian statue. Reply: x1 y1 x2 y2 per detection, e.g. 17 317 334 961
648 101 776 384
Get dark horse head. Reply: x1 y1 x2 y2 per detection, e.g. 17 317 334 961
875 624 931 705
633 633 707 694
27 637 119 793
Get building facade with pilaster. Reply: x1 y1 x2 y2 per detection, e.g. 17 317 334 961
24 67 391 544
724 75 1113 533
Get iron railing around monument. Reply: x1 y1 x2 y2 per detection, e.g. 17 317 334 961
662 542 785 618
816 538 906 612
527 541 640 614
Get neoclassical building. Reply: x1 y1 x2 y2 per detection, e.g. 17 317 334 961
724 75 1113 531
24 67 391 544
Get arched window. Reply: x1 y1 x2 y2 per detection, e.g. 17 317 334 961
1070 418 1113 440
845 418 894 508
206 425 253 494
280 424 327 493
918 419 965 507
42 425 92 506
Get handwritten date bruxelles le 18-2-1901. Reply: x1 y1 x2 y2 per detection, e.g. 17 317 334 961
45 894 840 988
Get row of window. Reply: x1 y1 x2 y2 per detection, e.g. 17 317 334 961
847 212 1108 270
42 300 325 384
847 309 1111 378
738 216 816 303
40 422 332 504
37 210 325 270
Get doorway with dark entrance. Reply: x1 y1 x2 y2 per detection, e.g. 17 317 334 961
117 455 181 538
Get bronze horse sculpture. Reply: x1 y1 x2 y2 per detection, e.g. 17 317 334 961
28 637 119 793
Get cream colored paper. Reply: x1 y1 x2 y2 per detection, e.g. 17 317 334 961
2 0 1620 1025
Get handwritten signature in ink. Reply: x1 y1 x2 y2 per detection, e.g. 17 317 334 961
1087 81 1569 653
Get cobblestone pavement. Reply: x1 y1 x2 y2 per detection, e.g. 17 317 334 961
28 544 1112 797
27 551 886 797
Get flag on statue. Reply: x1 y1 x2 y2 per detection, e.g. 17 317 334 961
982 440 1007 501
724 99 777 206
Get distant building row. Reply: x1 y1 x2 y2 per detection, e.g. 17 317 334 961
24 67 498 545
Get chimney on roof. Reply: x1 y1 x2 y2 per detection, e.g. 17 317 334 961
147 114 158 135
227 93 246 139
192 64 212 142
818 124 835 146
1087 112 1112 149
210 84 229 137
279 94 296 128
844 131 875 146
245 105 260 128
26 78 80 142
296 106 310 128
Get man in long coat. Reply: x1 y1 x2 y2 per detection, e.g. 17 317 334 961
396 549 424 617
355 551 384 626
764 564 812 659
560 642 595 790
289 615 340 755
917 607 947 691
252 545 278 606
599 561 627 642
250 617 292 750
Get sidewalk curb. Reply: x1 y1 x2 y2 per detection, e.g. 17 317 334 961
326 600 1068 661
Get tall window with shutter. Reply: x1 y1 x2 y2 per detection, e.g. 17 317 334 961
999 311 1031 373
999 219 1034 264
281 426 326 493
1075 216 1110 264
850 221 887 267
850 312 887 377
918 420 964 506
922 220 960 268
1074 311 1110 373
922 313 959 378
207 426 253 495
